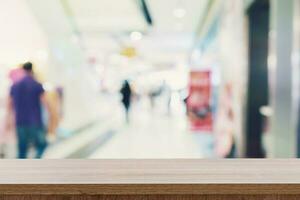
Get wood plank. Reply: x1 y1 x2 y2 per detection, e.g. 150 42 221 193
0 160 299 195
1 159 300 184
2 184 300 195
0 195 300 200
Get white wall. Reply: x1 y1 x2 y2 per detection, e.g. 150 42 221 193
216 0 248 157
27 0 107 131
0 0 48 93
0 0 49 129
0 0 106 131
0 0 48 66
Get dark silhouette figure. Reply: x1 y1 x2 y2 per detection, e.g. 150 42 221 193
120 80 132 123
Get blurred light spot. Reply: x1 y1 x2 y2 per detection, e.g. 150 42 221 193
130 31 143 41
260 106 273 117
43 82 54 91
268 55 276 70
173 8 186 18
191 49 202 64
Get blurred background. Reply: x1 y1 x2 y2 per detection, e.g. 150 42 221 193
0 0 299 159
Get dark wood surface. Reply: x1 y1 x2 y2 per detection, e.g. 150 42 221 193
0 195 300 200
2 184 300 195
0 159 300 199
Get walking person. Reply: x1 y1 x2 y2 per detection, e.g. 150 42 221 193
120 80 132 123
160 81 172 115
6 62 50 158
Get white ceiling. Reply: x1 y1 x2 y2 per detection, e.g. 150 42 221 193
62 0 208 60
26 0 209 82
0 0 47 66
148 0 208 33
66 0 147 34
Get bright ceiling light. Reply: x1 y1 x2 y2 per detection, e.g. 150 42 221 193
173 8 186 18
130 31 143 41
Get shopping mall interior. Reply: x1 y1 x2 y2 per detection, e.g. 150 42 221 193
0 0 299 159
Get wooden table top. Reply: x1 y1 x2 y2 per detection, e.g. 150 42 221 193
0 159 300 195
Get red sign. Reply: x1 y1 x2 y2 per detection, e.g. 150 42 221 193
187 71 212 132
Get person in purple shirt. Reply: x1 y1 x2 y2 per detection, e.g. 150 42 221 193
7 62 50 158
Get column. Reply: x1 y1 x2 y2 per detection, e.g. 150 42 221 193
270 0 295 157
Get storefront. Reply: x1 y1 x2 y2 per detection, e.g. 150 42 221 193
192 0 249 158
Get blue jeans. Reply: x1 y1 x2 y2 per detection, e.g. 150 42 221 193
16 127 48 159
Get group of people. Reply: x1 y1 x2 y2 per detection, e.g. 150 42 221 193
119 80 173 123
2 63 173 158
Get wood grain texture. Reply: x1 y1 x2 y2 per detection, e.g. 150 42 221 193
0 160 300 195
1 159 300 184
1 195 300 200
1 184 300 195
